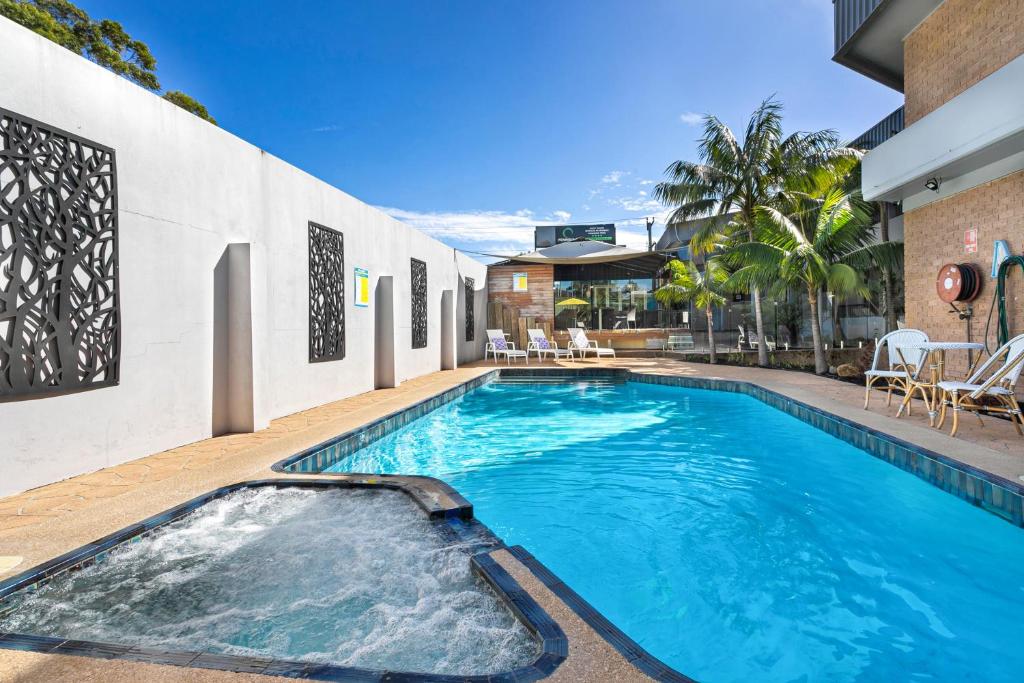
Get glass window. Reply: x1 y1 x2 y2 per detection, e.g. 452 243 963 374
553 278 659 330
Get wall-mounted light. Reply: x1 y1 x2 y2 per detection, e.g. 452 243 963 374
925 177 941 192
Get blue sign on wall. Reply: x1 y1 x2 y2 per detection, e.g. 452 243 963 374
992 240 1010 278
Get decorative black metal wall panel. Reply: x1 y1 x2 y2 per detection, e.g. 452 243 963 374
411 258 427 349
0 108 120 399
308 222 345 362
464 277 475 342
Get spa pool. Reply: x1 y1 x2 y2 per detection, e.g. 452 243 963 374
0 485 542 677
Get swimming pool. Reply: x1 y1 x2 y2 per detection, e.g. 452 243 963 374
316 378 1024 682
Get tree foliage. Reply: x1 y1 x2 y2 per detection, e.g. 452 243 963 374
655 258 731 363
725 181 902 374
1 0 215 123
162 91 217 125
652 97 844 367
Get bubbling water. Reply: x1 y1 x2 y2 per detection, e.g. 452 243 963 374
0 487 539 675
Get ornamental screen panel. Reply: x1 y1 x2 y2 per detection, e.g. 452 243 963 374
464 277 475 342
411 258 427 349
0 108 120 399
308 222 345 362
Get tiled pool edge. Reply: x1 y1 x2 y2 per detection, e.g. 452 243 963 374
629 372 1024 527
273 370 501 474
277 366 1023 527
0 479 567 683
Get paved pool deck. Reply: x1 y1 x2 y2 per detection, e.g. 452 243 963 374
0 357 1020 681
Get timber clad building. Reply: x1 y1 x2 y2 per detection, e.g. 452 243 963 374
835 0 1024 373
486 238 684 349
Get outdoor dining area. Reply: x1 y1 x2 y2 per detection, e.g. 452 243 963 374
864 330 1024 438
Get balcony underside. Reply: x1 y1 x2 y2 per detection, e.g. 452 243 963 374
862 53 1024 210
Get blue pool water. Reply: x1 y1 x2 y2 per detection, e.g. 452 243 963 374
327 379 1024 682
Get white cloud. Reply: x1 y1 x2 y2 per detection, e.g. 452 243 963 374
638 179 654 186
608 195 664 213
378 207 539 248
379 202 672 260
311 124 342 132
679 111 704 126
601 170 627 185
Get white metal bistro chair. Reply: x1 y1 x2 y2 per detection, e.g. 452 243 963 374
526 329 574 362
863 329 929 410
567 327 616 358
936 334 1024 437
485 329 528 364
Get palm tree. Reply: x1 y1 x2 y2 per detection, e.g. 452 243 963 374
726 188 901 374
654 97 857 367
655 259 729 363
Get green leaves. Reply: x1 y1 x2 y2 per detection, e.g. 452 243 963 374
163 91 217 125
655 258 729 311
2 0 215 124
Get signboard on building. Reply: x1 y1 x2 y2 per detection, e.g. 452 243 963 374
512 272 528 292
354 267 369 307
964 228 978 254
535 224 616 248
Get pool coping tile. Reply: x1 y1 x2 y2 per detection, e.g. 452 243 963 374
275 367 1023 527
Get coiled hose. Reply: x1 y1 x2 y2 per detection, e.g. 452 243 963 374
983 254 1024 352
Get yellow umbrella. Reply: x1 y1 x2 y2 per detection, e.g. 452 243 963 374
556 297 588 326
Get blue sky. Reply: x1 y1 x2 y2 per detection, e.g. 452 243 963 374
80 0 902 257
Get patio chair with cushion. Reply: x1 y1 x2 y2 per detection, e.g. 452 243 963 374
527 328 574 362
567 327 616 358
936 333 1024 437
863 329 930 410
485 329 528 364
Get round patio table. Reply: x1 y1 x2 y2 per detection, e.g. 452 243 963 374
896 341 984 425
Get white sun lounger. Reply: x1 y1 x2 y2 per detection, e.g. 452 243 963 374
486 329 528 364
527 328 574 361
567 327 615 358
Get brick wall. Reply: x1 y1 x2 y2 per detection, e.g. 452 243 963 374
904 0 1024 124
487 264 554 323
903 171 1024 376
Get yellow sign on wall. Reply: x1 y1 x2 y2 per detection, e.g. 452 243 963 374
354 267 369 307
513 272 528 292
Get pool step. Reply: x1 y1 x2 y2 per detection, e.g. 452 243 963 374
492 377 624 386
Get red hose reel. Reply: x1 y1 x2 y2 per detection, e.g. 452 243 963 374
935 263 982 304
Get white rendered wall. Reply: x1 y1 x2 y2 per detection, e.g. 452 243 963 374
862 52 1024 209
0 17 488 496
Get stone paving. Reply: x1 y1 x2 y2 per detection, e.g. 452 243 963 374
0 356 1021 681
